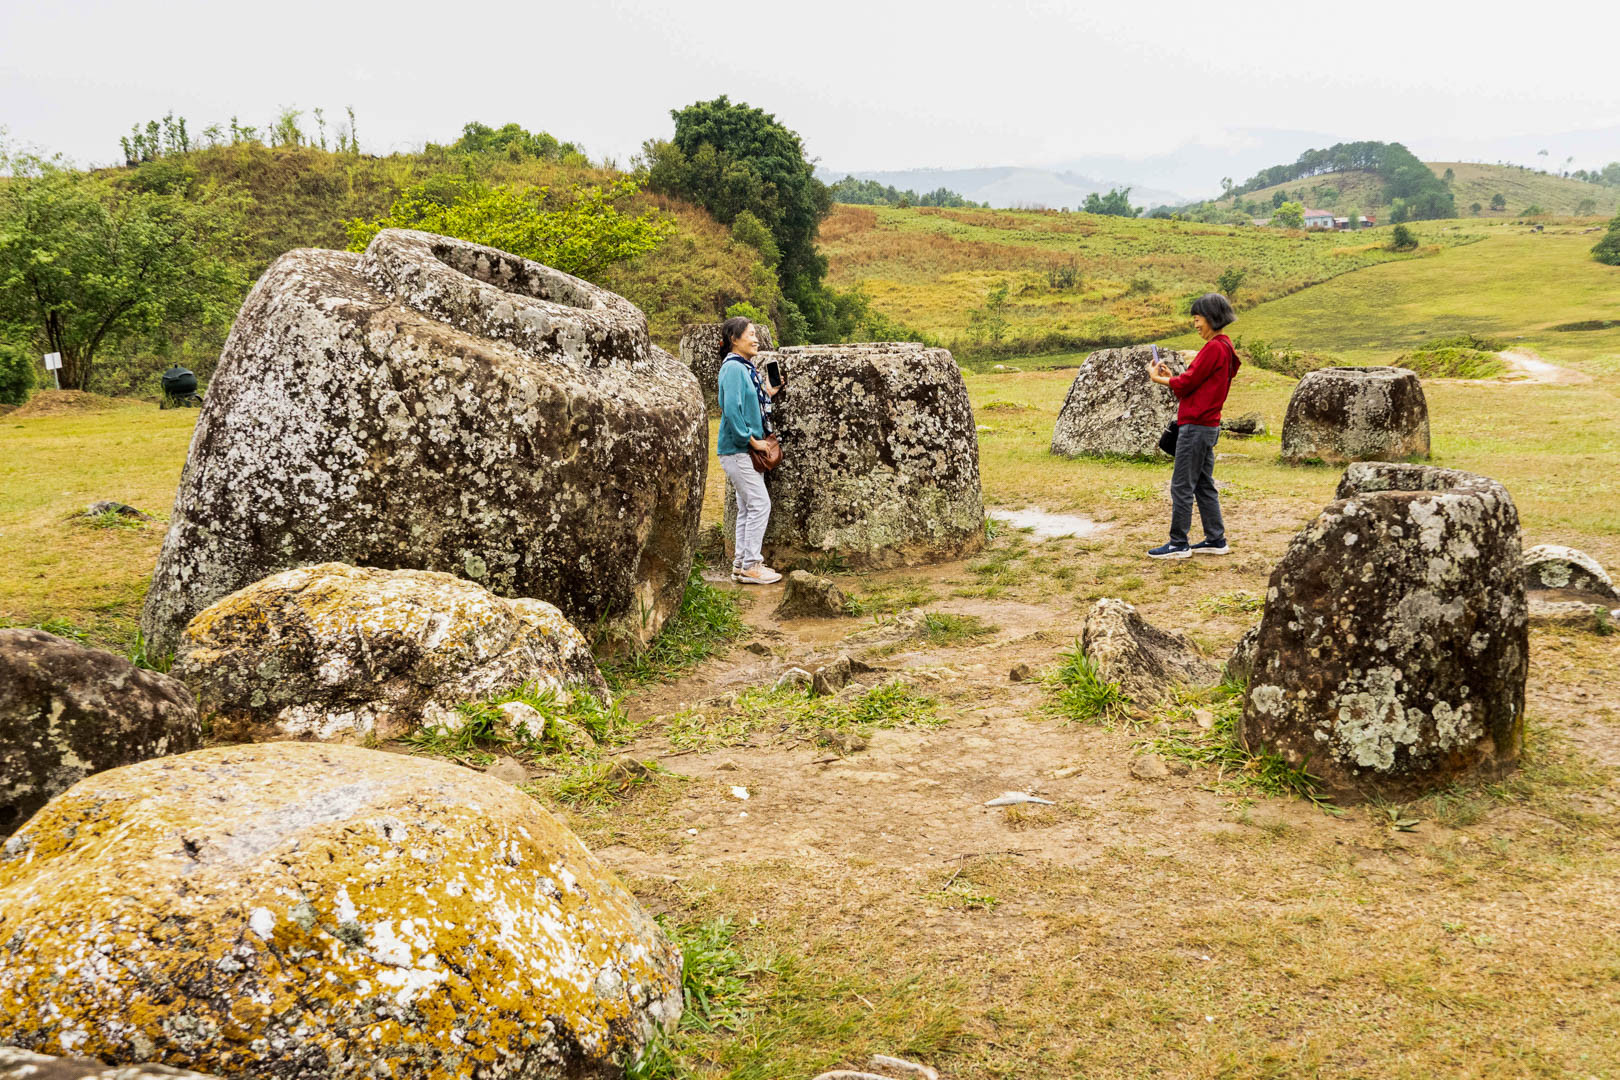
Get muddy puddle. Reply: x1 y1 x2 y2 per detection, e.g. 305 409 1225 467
988 506 1111 539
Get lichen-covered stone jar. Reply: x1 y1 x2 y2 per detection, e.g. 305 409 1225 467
1280 365 1430 464
141 229 706 655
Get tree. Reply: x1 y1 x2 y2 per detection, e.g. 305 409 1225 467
1345 206 1361 230
645 97 834 341
1271 201 1304 228
449 121 583 164
0 151 244 391
1215 267 1246 299
1522 204 1547 216
1442 167 1455 184
1576 198 1598 216
1470 202 1483 215
0 341 36 405
346 176 672 282
1389 224 1418 251
1081 187 1140 217
1490 193 1507 210
1271 190 1286 209
1592 213 1620 266
966 280 1010 345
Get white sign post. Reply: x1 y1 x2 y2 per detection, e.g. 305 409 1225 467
43 352 61 390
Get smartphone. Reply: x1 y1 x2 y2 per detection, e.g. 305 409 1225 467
764 358 784 390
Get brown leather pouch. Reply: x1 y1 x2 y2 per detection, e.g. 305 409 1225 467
749 433 782 472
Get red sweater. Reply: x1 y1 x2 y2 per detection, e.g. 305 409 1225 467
1168 334 1240 426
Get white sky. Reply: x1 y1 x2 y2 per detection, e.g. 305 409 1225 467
4 0 1617 177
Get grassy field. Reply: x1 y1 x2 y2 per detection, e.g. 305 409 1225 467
1208 162 1620 219
821 205 1480 359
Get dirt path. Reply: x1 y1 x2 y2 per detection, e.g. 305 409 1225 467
1489 348 1592 385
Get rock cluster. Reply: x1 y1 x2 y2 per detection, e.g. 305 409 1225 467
141 228 706 655
1079 598 1217 702
173 562 604 743
725 343 985 568
775 570 850 619
679 320 776 414
0 742 682 1078
1050 346 1189 458
1280 366 1430 464
1241 463 1527 799
1 628 199 835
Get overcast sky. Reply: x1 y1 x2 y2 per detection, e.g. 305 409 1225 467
4 0 1617 179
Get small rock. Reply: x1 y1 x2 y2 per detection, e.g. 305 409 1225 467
485 757 530 784
82 500 153 520
1130 755 1172 781
1528 597 1616 633
1221 412 1267 437
819 730 869 754
1193 708 1215 730
1009 662 1034 683
744 641 772 656
1166 759 1192 776
774 570 851 619
715 760 741 772
812 655 854 697
1080 598 1218 703
775 667 813 691
1051 765 1083 779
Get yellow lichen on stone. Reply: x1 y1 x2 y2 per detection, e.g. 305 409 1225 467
0 742 681 1079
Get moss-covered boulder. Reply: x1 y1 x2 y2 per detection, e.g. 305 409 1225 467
1 628 199 836
141 228 707 657
724 343 984 568
1050 345 1190 458
1280 366 1430 464
0 742 682 1078
1240 463 1527 800
173 562 604 742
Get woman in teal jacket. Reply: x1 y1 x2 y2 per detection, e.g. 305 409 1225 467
716 317 781 585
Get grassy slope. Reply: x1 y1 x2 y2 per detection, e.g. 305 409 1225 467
821 204 1477 359
1162 221 1620 376
1213 161 1620 218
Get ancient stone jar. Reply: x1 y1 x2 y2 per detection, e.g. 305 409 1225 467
0 628 199 835
1280 366 1430 464
1050 345 1189 458
173 563 605 742
724 343 985 568
0 742 683 1078
680 320 775 415
1241 463 1528 799
141 229 706 656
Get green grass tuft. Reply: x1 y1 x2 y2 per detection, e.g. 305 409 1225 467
1046 641 1130 726
604 567 747 691
664 679 942 752
1150 688 1336 810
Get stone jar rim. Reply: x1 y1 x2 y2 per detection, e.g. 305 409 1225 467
358 228 650 368
1312 365 1417 379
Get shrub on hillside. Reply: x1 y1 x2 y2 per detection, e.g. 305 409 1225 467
1397 333 1506 378
1271 202 1304 229
1082 187 1140 217
1233 337 1325 378
1593 213 1620 266
1388 224 1418 251
0 342 37 405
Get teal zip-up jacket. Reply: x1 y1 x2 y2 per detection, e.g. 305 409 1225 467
717 355 764 456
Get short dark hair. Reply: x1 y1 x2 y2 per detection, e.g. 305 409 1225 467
720 316 753 357
1191 293 1236 330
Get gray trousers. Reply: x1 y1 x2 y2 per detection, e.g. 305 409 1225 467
720 452 771 568
1169 423 1224 545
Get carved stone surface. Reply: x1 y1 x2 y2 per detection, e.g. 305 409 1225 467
1521 543 1618 602
724 343 984 569
1079 598 1218 702
1241 463 1527 799
679 320 775 415
141 229 706 655
1280 366 1430 464
173 563 604 743
774 570 851 619
0 628 199 836
1050 346 1190 458
0 742 682 1078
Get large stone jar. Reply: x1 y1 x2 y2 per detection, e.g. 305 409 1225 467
1240 463 1527 799
141 229 706 655
1050 345 1189 458
0 742 683 1078
1280 365 1430 464
680 320 775 415
725 343 985 568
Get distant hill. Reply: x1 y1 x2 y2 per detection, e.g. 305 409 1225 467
815 166 1188 212
1207 162 1619 218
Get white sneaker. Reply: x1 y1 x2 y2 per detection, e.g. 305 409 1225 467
734 563 783 585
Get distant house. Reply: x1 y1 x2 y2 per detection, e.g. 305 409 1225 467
1332 214 1377 230
1302 207 1336 229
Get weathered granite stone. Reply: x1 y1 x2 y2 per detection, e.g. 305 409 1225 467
1241 463 1527 800
1527 596 1617 632
1050 346 1190 458
0 742 682 1078
1521 544 1618 602
141 228 706 656
1224 623 1261 686
1222 411 1268 437
1079 598 1218 702
1 629 199 836
1280 366 1430 464
724 344 984 568
0 1048 222 1079
775 570 850 619
173 562 604 743
679 321 775 415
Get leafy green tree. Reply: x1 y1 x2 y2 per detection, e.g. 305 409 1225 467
1271 190 1286 209
0 341 36 405
1271 201 1305 228
449 121 584 164
346 176 672 282
1470 202 1483 215
1389 224 1418 251
645 97 833 340
269 106 305 147
729 210 779 267
1345 206 1361 231
1522 204 1547 216
1490 193 1507 210
1081 187 1140 217
1575 198 1598 216
1592 213 1620 265
966 281 1011 345
1442 167 1455 184
0 151 244 391
1215 267 1246 298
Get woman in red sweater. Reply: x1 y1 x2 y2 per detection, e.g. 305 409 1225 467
1146 293 1240 559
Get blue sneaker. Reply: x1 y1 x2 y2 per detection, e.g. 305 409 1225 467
1147 541 1191 559
1190 539 1231 555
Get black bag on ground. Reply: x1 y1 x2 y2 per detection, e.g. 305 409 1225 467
1158 420 1179 456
